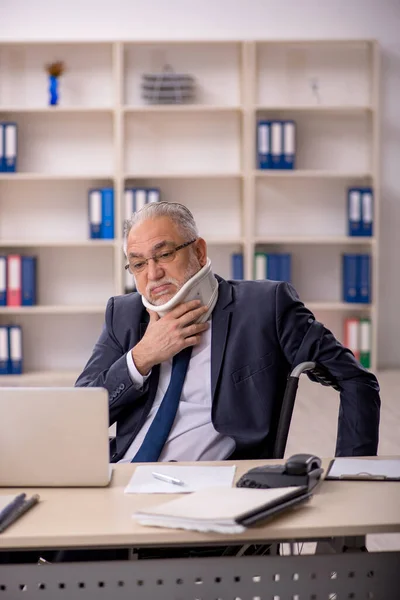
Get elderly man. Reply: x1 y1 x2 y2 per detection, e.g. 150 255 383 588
76 202 380 462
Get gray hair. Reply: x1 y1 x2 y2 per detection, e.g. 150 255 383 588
123 202 199 255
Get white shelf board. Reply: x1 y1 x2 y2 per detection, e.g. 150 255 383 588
255 170 373 179
0 370 79 387
121 40 242 45
254 39 374 46
254 236 376 245
0 40 114 46
125 172 243 180
255 105 373 114
0 107 113 114
0 305 105 315
206 237 244 246
123 105 242 113
305 302 374 312
0 174 114 181
0 240 117 248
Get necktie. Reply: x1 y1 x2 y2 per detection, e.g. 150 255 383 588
131 346 193 462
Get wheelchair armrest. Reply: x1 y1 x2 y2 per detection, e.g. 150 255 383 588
289 361 341 391
309 364 341 392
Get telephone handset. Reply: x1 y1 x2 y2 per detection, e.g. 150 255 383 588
141 258 218 323
285 453 322 475
236 454 323 491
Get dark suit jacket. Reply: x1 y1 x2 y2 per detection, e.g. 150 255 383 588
75 278 380 462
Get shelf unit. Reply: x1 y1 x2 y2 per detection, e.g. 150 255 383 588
0 39 380 383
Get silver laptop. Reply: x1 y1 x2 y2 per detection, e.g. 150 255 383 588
0 387 111 487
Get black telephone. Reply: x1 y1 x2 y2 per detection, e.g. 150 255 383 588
236 454 323 491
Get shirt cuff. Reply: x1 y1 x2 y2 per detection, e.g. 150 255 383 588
126 351 151 388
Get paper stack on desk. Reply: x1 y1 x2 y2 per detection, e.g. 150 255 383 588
133 486 309 534
125 465 236 494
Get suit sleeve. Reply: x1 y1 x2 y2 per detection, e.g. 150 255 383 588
275 282 380 457
75 297 149 424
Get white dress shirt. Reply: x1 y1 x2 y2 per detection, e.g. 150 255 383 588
119 326 235 462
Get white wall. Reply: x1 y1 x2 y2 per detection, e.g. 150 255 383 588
1 0 400 368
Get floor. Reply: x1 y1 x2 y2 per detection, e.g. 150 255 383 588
285 369 400 552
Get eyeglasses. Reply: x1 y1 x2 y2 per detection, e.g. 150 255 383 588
125 239 197 274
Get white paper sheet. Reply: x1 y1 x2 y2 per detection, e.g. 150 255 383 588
135 516 246 534
125 465 236 494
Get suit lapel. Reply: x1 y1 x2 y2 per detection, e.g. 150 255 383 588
139 321 148 339
138 312 160 408
138 309 158 412
211 278 233 400
139 310 149 340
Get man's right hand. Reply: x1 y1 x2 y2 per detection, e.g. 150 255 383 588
132 300 209 375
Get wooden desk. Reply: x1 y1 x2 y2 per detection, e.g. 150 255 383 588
1 460 400 549
1 459 400 599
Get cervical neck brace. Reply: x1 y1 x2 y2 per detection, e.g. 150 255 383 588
141 258 219 323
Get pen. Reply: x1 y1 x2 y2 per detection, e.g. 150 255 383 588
0 493 26 525
152 472 185 486
0 494 40 534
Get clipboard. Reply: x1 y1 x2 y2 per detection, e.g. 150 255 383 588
325 458 400 482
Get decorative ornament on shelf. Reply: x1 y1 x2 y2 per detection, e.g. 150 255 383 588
45 61 65 106
141 64 196 104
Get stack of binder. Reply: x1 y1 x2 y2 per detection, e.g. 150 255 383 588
254 253 291 283
123 187 160 293
347 187 373 236
344 317 371 368
0 255 37 307
0 325 23 374
0 122 18 172
124 187 161 221
342 254 371 303
88 188 114 239
257 120 296 170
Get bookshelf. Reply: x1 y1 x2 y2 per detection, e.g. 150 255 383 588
0 39 380 383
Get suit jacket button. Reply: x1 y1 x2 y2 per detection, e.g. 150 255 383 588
308 317 314 324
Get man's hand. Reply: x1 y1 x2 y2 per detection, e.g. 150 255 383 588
132 300 209 375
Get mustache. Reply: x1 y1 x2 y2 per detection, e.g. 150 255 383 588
146 277 179 296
